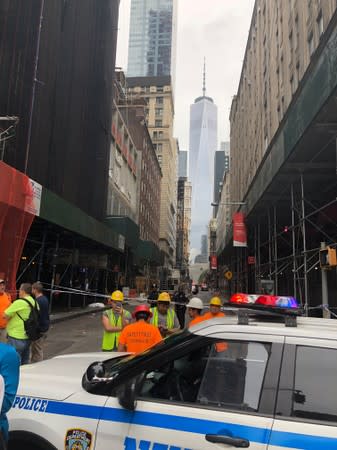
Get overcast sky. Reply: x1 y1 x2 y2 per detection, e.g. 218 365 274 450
116 0 255 150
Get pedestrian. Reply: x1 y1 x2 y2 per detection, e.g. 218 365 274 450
186 297 205 327
150 292 180 337
101 290 131 351
4 283 38 365
202 296 225 320
173 286 188 328
147 283 158 308
0 342 20 447
0 281 11 343
30 282 50 363
117 305 162 354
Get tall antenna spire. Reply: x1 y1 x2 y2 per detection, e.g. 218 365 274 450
202 57 206 97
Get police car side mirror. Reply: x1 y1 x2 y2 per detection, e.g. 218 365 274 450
118 379 137 411
118 374 145 411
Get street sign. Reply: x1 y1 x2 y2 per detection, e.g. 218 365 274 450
224 270 233 280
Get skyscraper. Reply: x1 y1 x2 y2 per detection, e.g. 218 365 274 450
127 0 177 79
178 150 188 178
189 64 218 258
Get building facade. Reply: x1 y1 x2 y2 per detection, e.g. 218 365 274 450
213 141 230 217
176 177 191 273
127 76 178 267
124 100 162 246
230 0 337 205
178 150 188 178
189 87 218 256
216 171 231 256
0 0 124 296
109 79 140 223
127 0 177 79
224 0 337 305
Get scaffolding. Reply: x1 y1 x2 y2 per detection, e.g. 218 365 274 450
221 172 337 315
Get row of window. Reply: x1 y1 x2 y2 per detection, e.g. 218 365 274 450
136 340 337 424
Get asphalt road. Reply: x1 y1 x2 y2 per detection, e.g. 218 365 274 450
44 291 214 359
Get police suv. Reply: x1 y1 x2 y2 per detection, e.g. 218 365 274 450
8 294 337 450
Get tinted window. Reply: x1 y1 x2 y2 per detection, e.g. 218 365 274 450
198 341 270 412
292 346 337 423
139 340 270 412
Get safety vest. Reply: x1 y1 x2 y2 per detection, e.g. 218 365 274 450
101 310 123 351
150 307 175 329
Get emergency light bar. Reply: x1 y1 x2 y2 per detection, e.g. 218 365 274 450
230 293 299 309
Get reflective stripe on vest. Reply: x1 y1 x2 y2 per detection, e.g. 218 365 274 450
150 307 175 329
102 310 122 350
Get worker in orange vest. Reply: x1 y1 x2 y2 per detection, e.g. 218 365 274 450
201 296 225 321
0 279 11 343
186 297 205 328
118 305 162 354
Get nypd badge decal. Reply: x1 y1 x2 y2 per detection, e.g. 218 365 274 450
65 429 92 450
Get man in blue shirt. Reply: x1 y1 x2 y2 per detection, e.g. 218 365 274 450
31 282 50 363
0 343 20 444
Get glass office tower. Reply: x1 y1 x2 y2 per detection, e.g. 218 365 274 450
127 0 177 78
189 90 218 258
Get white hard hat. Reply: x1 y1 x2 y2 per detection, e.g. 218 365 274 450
186 297 204 310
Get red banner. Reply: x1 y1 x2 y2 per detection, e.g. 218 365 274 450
210 255 217 270
248 256 255 265
233 212 247 247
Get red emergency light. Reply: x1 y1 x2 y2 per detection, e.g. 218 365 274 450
230 293 299 309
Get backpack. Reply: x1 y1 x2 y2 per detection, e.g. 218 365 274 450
17 298 42 341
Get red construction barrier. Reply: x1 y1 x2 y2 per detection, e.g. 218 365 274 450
0 161 35 294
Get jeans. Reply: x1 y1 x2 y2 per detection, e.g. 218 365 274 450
7 337 30 365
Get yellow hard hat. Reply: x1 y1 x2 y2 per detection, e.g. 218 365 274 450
111 290 124 302
158 292 171 302
210 296 222 307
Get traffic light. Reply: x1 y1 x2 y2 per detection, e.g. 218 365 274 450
319 246 337 269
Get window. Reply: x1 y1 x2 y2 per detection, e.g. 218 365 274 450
308 32 314 56
317 12 324 37
291 346 337 423
155 108 163 116
138 340 270 411
153 131 158 139
156 96 164 105
155 119 162 127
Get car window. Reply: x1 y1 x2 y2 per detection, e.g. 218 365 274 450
198 341 270 412
139 343 212 403
138 340 271 412
291 346 337 423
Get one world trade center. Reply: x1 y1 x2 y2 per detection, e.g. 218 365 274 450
189 64 218 260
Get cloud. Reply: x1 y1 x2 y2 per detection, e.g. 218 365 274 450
116 1 255 149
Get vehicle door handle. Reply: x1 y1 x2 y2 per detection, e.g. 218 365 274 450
205 434 250 448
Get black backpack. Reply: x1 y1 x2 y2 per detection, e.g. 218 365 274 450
17 298 42 341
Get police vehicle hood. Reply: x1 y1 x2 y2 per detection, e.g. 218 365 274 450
18 352 124 401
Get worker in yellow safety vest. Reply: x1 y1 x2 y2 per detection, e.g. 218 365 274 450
101 290 131 351
150 292 180 337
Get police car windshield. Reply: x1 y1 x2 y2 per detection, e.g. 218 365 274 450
104 329 190 376
83 330 202 393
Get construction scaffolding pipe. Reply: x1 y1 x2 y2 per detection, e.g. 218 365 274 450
274 206 278 294
291 184 297 299
301 174 309 316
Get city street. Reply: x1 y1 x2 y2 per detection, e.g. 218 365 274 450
44 291 214 359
